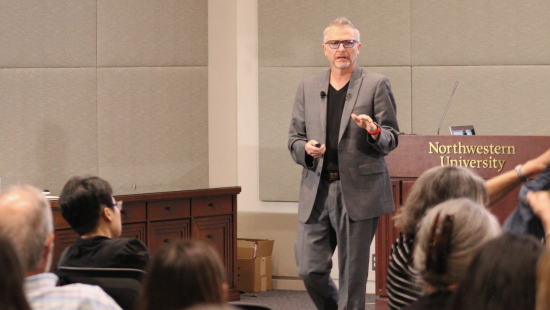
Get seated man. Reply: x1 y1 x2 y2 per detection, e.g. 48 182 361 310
57 176 150 270
0 185 122 310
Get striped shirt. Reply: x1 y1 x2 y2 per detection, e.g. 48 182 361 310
387 234 422 310
24 273 122 310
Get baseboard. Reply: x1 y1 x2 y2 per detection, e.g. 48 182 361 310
272 277 376 294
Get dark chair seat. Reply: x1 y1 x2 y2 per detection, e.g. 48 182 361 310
57 266 145 310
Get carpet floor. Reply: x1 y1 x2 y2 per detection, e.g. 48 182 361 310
231 290 377 310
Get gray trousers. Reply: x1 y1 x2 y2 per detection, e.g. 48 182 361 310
295 180 378 310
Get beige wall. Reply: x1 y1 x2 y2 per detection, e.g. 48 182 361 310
258 0 550 200
0 0 209 195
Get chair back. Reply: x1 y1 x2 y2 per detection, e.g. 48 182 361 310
58 266 145 310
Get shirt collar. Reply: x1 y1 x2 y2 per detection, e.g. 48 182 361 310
24 273 59 294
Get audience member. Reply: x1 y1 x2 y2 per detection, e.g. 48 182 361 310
388 166 487 309
450 233 544 310
522 189 550 245
0 233 31 310
186 305 240 310
57 176 150 270
537 251 550 310
387 148 550 310
139 240 228 310
401 198 501 310
0 185 121 310
504 161 550 240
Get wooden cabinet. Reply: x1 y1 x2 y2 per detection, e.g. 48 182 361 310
50 187 241 301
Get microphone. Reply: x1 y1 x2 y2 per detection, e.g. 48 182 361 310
437 81 459 135
320 91 326 99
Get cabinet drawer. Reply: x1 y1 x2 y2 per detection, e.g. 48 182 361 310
120 202 146 223
148 199 190 221
191 196 232 217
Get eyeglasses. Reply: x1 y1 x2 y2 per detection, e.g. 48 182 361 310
113 200 123 211
325 40 357 49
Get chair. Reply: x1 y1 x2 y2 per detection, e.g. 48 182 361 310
57 266 145 310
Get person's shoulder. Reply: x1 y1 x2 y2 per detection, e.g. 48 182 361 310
358 67 388 81
112 237 148 251
50 283 122 309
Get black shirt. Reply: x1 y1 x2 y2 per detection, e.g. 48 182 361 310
57 236 151 271
323 82 349 173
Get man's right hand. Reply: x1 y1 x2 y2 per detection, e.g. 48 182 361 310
305 140 326 158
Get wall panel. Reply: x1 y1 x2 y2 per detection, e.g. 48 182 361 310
0 0 96 68
97 67 209 195
411 1 550 66
0 68 98 193
412 66 550 135
97 0 208 67
259 0 410 67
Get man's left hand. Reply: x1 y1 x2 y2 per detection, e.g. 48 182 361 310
351 113 379 140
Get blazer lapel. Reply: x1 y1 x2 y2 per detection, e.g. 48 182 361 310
319 70 330 141
338 65 363 143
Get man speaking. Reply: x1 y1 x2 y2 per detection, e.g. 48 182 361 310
288 17 399 310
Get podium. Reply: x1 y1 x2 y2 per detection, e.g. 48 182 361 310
374 135 550 309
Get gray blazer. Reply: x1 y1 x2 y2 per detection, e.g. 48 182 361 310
288 65 399 222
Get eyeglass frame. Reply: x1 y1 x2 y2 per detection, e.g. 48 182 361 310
324 40 358 49
112 200 123 211
101 200 123 216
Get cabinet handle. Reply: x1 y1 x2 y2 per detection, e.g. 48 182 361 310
208 203 218 208
207 234 215 239
165 206 173 211
164 239 170 243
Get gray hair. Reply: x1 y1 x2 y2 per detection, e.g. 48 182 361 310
0 185 53 271
323 17 361 43
414 198 501 292
394 166 487 235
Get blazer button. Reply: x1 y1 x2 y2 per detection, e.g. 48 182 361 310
317 172 320 177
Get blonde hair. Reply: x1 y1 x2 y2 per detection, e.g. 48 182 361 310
323 17 361 43
0 185 53 271
414 198 501 291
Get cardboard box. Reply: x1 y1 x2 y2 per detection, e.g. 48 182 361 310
237 238 274 259
237 238 274 292
237 256 272 293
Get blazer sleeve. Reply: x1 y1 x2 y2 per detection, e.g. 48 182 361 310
288 80 316 169
367 76 400 155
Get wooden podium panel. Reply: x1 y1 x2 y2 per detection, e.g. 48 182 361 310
375 135 550 308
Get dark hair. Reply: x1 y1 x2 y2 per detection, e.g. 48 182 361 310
449 233 544 310
0 234 32 310
537 251 550 310
58 176 114 235
139 240 226 310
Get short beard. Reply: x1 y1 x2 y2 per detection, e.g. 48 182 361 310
335 60 351 69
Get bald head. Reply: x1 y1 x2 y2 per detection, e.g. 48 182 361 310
0 186 53 272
